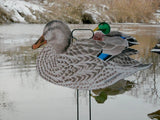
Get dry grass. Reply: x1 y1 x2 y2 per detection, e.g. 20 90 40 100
0 7 13 24
45 0 85 23
0 0 159 23
106 0 159 23
46 0 159 23
45 0 109 23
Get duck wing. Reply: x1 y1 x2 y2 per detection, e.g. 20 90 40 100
107 31 138 46
107 31 134 38
106 31 122 36
37 45 121 90
121 48 138 56
101 36 128 55
57 52 150 90
67 39 102 56
67 37 128 56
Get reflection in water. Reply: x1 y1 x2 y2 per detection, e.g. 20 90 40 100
0 92 14 110
0 24 160 120
0 46 36 69
130 35 160 104
0 91 14 120
92 80 134 103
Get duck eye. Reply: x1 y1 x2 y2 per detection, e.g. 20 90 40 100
99 23 104 26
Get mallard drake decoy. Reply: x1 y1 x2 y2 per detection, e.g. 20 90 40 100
151 42 160 54
93 22 139 47
32 20 151 90
93 22 139 60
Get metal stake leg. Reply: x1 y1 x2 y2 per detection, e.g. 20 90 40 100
77 89 79 120
89 90 91 120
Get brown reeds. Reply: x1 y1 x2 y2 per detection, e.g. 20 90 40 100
0 0 159 23
46 0 159 23
108 0 159 23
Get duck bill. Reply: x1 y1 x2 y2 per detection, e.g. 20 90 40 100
93 26 99 32
32 35 47 49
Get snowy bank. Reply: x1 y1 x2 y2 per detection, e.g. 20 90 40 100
0 0 160 24
0 0 46 23
153 8 160 24
82 4 111 23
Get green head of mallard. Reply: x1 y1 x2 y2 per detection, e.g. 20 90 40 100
93 22 110 34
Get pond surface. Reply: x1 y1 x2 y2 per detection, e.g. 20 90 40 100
0 23 160 120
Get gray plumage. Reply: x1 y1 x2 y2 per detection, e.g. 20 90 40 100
107 31 139 46
35 20 151 90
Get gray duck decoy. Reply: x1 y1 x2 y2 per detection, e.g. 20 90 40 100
32 20 151 90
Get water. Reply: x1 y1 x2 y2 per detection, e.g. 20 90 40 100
0 23 160 120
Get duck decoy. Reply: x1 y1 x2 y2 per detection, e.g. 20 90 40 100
32 20 150 90
151 42 160 54
93 22 139 61
32 20 151 120
93 31 139 61
93 22 139 47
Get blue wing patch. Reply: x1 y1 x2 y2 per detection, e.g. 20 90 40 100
97 53 112 60
120 36 126 39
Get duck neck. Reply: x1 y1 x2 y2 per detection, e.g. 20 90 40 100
37 46 63 83
38 45 58 69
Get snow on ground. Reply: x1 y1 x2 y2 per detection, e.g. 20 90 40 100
150 7 160 24
0 0 159 24
154 8 160 24
83 4 111 23
0 0 45 23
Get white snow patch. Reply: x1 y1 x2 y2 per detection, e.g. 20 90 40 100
0 0 45 23
84 10 101 23
156 9 160 13
99 4 109 11
151 8 160 24
83 4 110 23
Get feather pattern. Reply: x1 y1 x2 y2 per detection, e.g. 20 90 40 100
34 20 151 90
36 40 150 90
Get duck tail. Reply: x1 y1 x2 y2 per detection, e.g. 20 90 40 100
151 43 160 54
122 48 138 56
127 38 139 46
134 63 152 70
